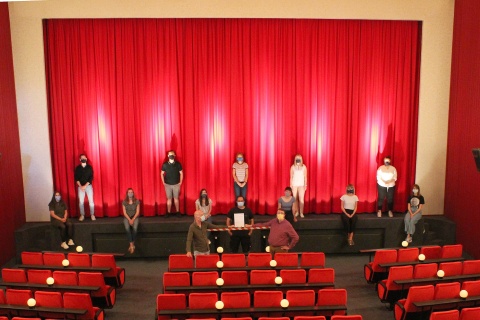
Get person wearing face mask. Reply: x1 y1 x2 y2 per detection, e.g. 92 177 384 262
226 196 254 253
161 150 183 217
74 153 95 221
195 188 214 237
290 154 307 218
278 186 297 225
340 184 359 246
48 191 74 250
122 188 141 254
186 210 226 258
247 210 299 256
376 156 397 218
232 152 249 200
404 184 425 243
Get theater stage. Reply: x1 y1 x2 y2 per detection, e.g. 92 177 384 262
14 213 456 261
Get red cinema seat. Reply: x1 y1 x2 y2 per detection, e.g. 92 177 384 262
331 316 363 320
294 317 327 320
462 260 480 275
432 282 461 311
195 254 220 269
5 289 36 317
221 291 250 308
43 252 66 266
397 248 419 263
420 246 442 260
254 290 283 307
2 268 27 283
92 254 125 288
461 280 480 297
280 269 306 284
63 292 105 320
316 289 347 317
192 271 219 286
221 271 248 286
394 285 435 320
163 272 190 293
308 268 335 284
156 294 186 320
459 307 480 320
441 244 463 259
52 270 78 285
300 252 326 268
189 292 218 318
247 253 271 267
429 310 459 320
78 272 116 308
364 249 397 283
21 252 43 265
438 261 463 277
250 270 276 285
413 263 437 279
67 253 91 267
274 253 298 267
285 290 315 316
27 269 52 284
168 254 194 271
377 265 414 305
34 290 63 319
221 254 246 267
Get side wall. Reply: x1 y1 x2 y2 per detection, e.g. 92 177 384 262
8 0 455 221
0 3 26 266
445 0 480 259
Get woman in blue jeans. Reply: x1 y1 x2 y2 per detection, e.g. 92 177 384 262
122 188 140 253
404 184 425 243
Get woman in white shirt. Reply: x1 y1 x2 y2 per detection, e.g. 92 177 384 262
376 156 397 218
340 184 359 246
290 154 307 218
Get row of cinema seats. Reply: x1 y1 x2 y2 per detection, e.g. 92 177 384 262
168 252 326 270
377 261 480 305
157 317 363 320
20 251 125 288
0 288 104 320
393 282 480 320
163 268 335 291
156 289 348 319
364 244 464 283
1 268 116 308
430 306 480 320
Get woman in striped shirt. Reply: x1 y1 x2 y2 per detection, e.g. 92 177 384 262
232 153 249 200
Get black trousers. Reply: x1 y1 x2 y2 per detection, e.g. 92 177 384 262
377 184 395 211
341 209 358 233
51 219 74 242
230 232 251 253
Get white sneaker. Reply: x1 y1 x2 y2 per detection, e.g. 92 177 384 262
388 211 393 218
377 211 382 218
300 213 305 218
91 215 96 221
67 239 75 246
294 211 299 217
79 215 85 221
61 242 69 250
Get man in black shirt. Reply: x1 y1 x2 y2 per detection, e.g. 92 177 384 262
161 150 183 217
74 154 95 221
226 196 254 253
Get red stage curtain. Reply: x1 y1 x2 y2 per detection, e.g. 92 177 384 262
44 18 421 217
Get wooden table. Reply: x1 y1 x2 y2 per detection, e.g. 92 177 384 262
16 264 110 272
165 282 335 294
0 281 99 293
0 303 87 319
379 257 465 270
169 265 318 273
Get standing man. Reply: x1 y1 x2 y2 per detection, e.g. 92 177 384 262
226 196 254 253
248 209 299 256
74 153 95 221
186 210 226 257
161 150 183 217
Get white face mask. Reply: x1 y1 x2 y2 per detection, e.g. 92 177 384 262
277 214 285 221
200 215 206 222
413 189 419 194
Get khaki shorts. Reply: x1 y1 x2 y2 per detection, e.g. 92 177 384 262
164 183 181 199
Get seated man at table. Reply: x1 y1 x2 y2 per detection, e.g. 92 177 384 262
186 210 226 257
247 209 299 255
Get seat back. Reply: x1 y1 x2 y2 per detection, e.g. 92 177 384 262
461 280 480 297
441 244 463 259
0 289 5 304
274 252 298 267
195 254 220 269
78 272 109 295
247 253 272 267
156 293 186 320
385 265 414 291
63 292 100 320
27 269 52 284
34 290 63 307
420 246 442 260
52 270 78 285
91 254 116 277
43 252 66 266
168 254 194 270
221 291 250 308
300 252 325 268
293 317 327 320
188 292 218 309
462 260 480 275
163 272 190 292
429 309 459 320
254 290 283 307
192 271 219 286
330 316 363 320
2 268 27 283
21 252 43 265
221 253 246 267
308 268 335 284
67 253 91 267
402 285 435 313
459 307 480 320
250 270 276 285
397 248 420 262
316 289 347 315
221 271 248 286
414 263 438 279
6 289 33 305
372 250 398 270
434 282 461 300
280 269 306 284
438 261 463 277
286 290 315 307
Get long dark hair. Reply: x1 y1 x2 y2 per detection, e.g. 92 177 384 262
48 191 65 207
412 184 421 197
198 188 210 206
124 188 137 203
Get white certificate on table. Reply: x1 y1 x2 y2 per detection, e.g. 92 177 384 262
234 213 245 227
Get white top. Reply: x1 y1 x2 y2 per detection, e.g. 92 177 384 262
340 194 359 210
376 165 397 187
195 198 214 216
233 162 248 182
291 165 307 187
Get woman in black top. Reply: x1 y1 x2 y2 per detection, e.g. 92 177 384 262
49 191 74 250
122 188 140 254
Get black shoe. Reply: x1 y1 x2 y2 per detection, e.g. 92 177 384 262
176 212 182 217
165 213 170 218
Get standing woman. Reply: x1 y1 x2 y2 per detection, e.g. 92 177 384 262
122 188 140 254
49 191 74 250
376 156 397 217
195 188 214 237
232 153 249 200
278 187 297 225
340 184 359 246
404 184 425 243
290 154 307 218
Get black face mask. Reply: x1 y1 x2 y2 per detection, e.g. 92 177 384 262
347 190 354 194
168 155 175 160
201 194 207 198
80 159 87 163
